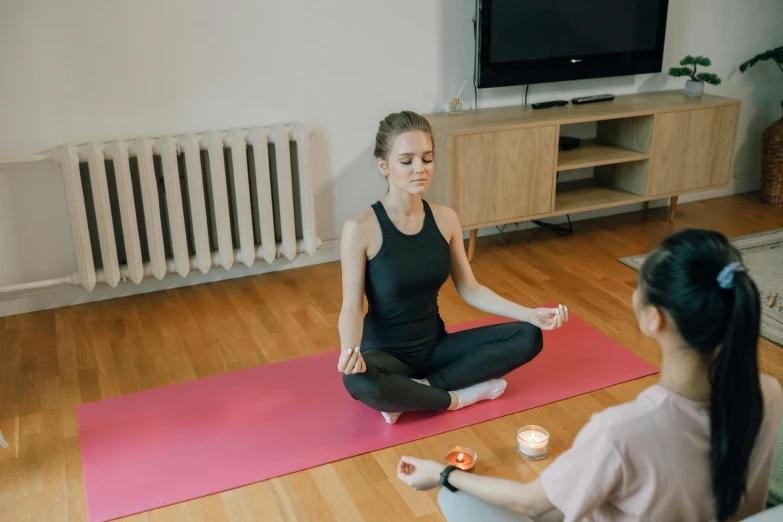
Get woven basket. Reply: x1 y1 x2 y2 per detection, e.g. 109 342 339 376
761 100 783 206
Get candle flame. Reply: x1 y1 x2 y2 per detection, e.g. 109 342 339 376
457 453 464 463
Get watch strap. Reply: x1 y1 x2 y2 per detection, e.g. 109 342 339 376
440 465 459 492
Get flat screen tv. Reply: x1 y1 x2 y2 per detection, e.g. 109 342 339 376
476 0 670 88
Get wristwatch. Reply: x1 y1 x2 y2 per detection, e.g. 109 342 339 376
440 465 459 492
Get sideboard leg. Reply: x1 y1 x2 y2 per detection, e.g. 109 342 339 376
467 229 478 262
669 196 679 223
643 201 649 214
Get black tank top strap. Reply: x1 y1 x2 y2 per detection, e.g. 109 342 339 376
370 201 395 234
422 200 435 222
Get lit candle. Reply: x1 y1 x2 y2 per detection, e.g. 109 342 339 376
443 445 477 473
517 425 549 461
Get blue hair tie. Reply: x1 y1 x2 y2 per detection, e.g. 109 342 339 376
716 262 745 289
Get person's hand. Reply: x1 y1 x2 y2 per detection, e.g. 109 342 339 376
397 456 446 491
337 346 366 374
528 304 568 330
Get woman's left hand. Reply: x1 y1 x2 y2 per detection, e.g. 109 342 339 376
397 456 446 491
528 304 568 330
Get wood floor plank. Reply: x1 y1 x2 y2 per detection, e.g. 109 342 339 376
308 465 366 521
0 326 22 419
221 480 295 521
148 495 229 522
0 415 19 462
64 437 88 521
283 471 337 522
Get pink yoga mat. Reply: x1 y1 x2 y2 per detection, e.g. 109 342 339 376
77 314 658 521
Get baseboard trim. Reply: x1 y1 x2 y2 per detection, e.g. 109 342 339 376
0 238 341 317
0 175 761 317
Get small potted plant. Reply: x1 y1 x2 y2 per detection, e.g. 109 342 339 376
668 55 721 98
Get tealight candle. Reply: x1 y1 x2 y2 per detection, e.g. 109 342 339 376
443 445 477 473
517 425 549 461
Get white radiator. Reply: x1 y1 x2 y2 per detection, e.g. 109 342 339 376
48 123 320 291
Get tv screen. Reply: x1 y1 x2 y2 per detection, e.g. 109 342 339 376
476 0 670 88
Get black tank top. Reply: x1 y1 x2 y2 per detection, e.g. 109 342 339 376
362 200 451 348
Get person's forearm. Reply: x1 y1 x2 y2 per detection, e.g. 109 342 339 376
459 285 532 323
338 307 364 348
447 472 549 516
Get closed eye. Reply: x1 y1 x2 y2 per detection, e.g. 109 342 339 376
400 158 434 165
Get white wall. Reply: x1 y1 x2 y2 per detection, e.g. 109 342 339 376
0 0 781 301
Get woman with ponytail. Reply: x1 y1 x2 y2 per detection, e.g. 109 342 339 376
397 229 782 522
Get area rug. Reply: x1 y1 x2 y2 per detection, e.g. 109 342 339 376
620 229 783 346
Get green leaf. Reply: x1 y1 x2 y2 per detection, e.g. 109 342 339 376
668 66 693 78
739 46 783 73
696 72 722 85
680 55 696 66
693 56 712 67
739 58 756 73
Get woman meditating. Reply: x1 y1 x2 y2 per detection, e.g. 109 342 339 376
337 110 568 424
397 229 783 522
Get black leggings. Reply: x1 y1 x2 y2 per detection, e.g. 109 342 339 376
342 322 543 412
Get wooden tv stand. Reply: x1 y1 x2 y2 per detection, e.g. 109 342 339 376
425 91 741 260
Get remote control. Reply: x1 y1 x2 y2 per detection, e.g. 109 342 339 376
531 100 568 110
571 94 615 105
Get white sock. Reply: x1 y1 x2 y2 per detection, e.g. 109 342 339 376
381 411 402 424
453 379 507 410
381 379 428 424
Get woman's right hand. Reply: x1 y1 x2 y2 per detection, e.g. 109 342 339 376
337 346 366 374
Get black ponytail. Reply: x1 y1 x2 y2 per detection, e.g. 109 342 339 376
710 267 763 521
639 229 763 521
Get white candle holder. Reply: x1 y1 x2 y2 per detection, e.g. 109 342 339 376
517 425 549 461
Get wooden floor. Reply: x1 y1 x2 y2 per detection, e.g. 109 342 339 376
1 194 782 521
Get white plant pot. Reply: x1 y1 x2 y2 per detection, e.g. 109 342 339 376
685 80 704 99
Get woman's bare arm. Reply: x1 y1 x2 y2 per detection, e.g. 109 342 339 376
337 217 368 374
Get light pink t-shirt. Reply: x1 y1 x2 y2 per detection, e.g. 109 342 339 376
541 375 783 522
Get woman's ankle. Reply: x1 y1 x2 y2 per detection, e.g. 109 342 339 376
447 391 459 410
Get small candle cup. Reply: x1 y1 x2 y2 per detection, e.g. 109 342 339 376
443 445 477 473
517 425 549 461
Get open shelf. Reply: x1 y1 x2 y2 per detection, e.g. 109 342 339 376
554 179 647 213
557 139 650 171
